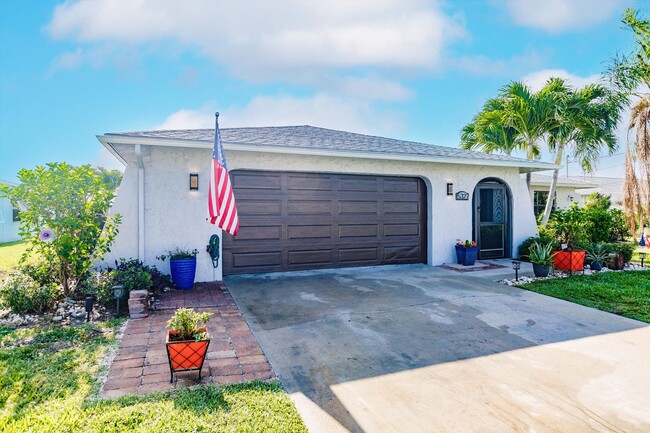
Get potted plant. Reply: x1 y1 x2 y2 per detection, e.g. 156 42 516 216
455 239 478 266
166 308 211 382
586 243 608 271
547 208 587 272
158 248 199 290
526 241 555 277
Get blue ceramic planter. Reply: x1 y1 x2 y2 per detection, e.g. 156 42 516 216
455 245 478 266
170 258 196 290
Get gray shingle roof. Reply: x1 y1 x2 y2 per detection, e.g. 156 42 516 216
105 125 546 165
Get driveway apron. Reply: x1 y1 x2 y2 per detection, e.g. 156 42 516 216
225 264 650 433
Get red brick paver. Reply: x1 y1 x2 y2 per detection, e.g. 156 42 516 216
100 283 275 398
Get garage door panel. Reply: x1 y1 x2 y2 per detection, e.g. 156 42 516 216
288 249 332 265
288 225 332 239
383 178 421 193
339 224 378 238
237 199 283 216
384 245 421 261
384 223 420 237
232 251 282 268
233 172 282 190
384 201 420 214
339 200 378 214
288 200 332 215
338 177 379 192
339 247 380 263
235 225 282 241
224 171 426 275
287 174 334 191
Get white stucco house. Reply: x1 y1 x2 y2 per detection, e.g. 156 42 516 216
0 180 21 244
97 126 557 281
528 174 597 217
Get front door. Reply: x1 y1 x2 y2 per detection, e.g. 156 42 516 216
475 183 508 259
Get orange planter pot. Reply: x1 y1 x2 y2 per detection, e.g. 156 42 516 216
166 329 210 382
552 250 586 272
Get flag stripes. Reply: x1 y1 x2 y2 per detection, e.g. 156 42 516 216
208 113 239 236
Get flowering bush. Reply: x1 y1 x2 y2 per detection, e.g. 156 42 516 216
456 239 477 248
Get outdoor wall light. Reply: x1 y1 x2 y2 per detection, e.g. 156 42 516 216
189 173 199 190
512 260 521 281
447 183 453 196
639 252 646 268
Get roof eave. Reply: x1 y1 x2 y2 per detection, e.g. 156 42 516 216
97 135 558 172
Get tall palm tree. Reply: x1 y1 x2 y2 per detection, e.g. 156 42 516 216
538 79 621 224
607 8 650 238
460 81 555 191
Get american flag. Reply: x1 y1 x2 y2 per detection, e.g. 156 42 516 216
208 112 239 236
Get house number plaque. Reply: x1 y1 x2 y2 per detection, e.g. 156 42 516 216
455 191 469 201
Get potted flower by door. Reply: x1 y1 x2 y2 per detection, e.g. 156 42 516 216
166 308 211 382
586 244 608 271
158 248 199 290
455 239 478 266
552 247 586 272
526 241 554 277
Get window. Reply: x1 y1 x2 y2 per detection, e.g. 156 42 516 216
12 207 20 222
533 191 555 217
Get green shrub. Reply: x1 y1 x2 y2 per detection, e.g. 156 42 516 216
546 204 588 247
0 271 60 314
518 234 559 259
603 242 636 263
610 209 631 241
81 259 170 308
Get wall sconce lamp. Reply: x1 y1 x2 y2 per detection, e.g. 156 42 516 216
189 173 199 190
447 183 453 196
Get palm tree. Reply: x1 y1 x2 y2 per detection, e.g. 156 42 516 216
461 81 555 191
538 79 621 224
607 8 650 238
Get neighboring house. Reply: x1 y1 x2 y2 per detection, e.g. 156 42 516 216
97 125 556 281
574 176 625 209
528 174 596 217
0 180 21 244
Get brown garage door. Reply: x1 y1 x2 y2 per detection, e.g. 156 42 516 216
223 170 427 275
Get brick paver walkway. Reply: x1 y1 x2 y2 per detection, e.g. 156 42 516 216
100 283 275 398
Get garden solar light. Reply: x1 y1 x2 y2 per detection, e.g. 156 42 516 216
512 261 521 281
85 295 95 322
640 252 646 268
113 285 125 315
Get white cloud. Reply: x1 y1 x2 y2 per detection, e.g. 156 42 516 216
46 0 467 81
48 47 84 74
498 0 627 33
154 94 405 136
453 51 546 76
334 76 414 102
521 69 601 92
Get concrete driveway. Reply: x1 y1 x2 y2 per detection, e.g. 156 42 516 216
225 264 650 433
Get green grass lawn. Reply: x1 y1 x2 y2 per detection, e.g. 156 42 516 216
519 271 650 323
0 321 307 432
0 241 26 280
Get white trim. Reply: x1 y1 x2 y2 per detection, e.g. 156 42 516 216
96 135 128 166
96 135 559 172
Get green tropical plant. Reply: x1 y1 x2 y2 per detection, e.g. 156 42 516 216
546 204 588 247
526 241 555 266
586 243 609 265
539 80 622 224
460 81 558 190
606 8 650 238
0 163 121 296
167 308 211 341
0 270 60 314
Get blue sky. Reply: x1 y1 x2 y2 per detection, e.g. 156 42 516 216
0 0 642 182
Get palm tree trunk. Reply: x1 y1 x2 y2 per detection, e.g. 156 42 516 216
525 142 533 193
540 147 564 225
